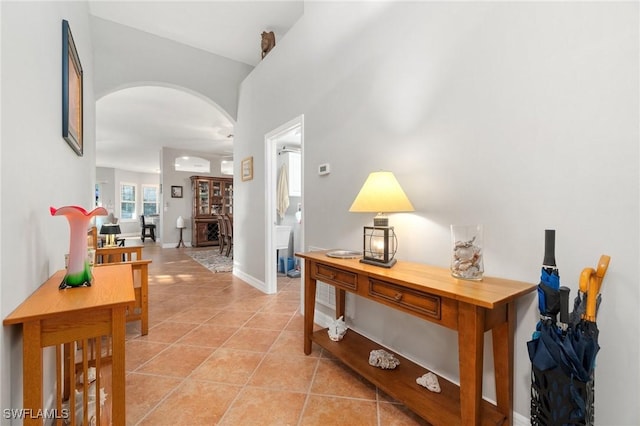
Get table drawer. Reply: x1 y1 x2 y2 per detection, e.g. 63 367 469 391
368 279 441 320
313 263 358 291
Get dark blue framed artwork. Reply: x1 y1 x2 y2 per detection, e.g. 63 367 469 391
62 19 83 156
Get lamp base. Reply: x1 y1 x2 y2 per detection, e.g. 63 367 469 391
373 213 389 227
360 258 397 268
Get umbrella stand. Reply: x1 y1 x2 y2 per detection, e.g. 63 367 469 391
530 352 595 425
529 245 610 425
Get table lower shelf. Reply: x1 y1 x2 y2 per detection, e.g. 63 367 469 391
311 328 506 426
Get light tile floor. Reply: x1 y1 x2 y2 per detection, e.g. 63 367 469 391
124 245 429 425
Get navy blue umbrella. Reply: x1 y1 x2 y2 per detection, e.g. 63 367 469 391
529 252 610 426
537 230 560 322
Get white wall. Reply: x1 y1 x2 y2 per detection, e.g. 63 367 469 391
1 1 95 418
90 16 252 120
234 2 638 423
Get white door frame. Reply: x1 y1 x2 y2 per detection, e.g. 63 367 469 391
264 115 304 294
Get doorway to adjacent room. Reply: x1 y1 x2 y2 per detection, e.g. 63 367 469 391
264 116 304 295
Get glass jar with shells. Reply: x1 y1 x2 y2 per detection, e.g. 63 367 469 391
450 224 484 281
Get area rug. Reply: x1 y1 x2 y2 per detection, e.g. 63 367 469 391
187 249 233 273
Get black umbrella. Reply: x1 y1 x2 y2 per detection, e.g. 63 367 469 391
537 230 561 322
528 253 610 425
529 229 564 370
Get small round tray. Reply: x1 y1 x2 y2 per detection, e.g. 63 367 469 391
326 250 362 259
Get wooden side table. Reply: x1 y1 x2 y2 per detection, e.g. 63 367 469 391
3 264 135 426
96 245 143 264
296 250 536 426
176 226 186 248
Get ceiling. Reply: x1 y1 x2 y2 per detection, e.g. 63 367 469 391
90 1 304 174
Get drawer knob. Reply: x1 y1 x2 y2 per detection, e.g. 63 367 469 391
394 293 403 301
329 273 336 279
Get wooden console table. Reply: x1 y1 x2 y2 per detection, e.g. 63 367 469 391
3 264 135 425
296 250 535 426
96 245 143 264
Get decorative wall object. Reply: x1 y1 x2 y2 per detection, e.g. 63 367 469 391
261 31 276 59
51 206 107 289
62 20 83 156
171 185 183 198
241 157 253 181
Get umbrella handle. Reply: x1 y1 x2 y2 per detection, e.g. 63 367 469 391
584 254 611 321
596 255 611 280
542 229 557 268
579 268 594 294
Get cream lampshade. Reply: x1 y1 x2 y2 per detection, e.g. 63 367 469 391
349 171 415 268
349 171 414 226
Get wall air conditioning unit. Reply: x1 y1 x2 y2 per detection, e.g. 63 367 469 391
221 160 234 175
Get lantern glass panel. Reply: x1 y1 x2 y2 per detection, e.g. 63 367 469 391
362 226 397 266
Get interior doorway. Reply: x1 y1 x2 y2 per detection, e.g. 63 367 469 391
265 116 304 294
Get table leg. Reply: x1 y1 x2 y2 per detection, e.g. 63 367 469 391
176 228 185 248
23 321 42 426
111 306 127 426
303 259 317 355
458 302 485 425
335 289 346 319
492 301 515 426
63 343 71 400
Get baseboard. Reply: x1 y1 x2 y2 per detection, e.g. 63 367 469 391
513 411 529 426
161 242 193 249
232 269 270 293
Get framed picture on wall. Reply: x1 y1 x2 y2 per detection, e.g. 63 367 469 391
62 20 83 156
171 185 183 198
241 156 253 181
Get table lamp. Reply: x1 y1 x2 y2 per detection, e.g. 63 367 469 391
100 224 121 247
349 171 415 267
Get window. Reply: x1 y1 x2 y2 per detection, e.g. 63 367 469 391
288 152 301 196
142 185 159 215
120 183 136 220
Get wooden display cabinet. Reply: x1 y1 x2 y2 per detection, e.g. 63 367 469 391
190 175 233 247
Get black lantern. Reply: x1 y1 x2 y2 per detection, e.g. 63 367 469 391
362 226 398 268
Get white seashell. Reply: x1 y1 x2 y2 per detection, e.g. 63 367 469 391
368 349 400 369
467 266 479 275
458 261 472 271
455 246 475 261
62 385 107 425
327 315 348 342
79 367 97 384
451 239 483 280
416 372 441 393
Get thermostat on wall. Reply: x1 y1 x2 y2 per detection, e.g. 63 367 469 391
318 163 331 176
